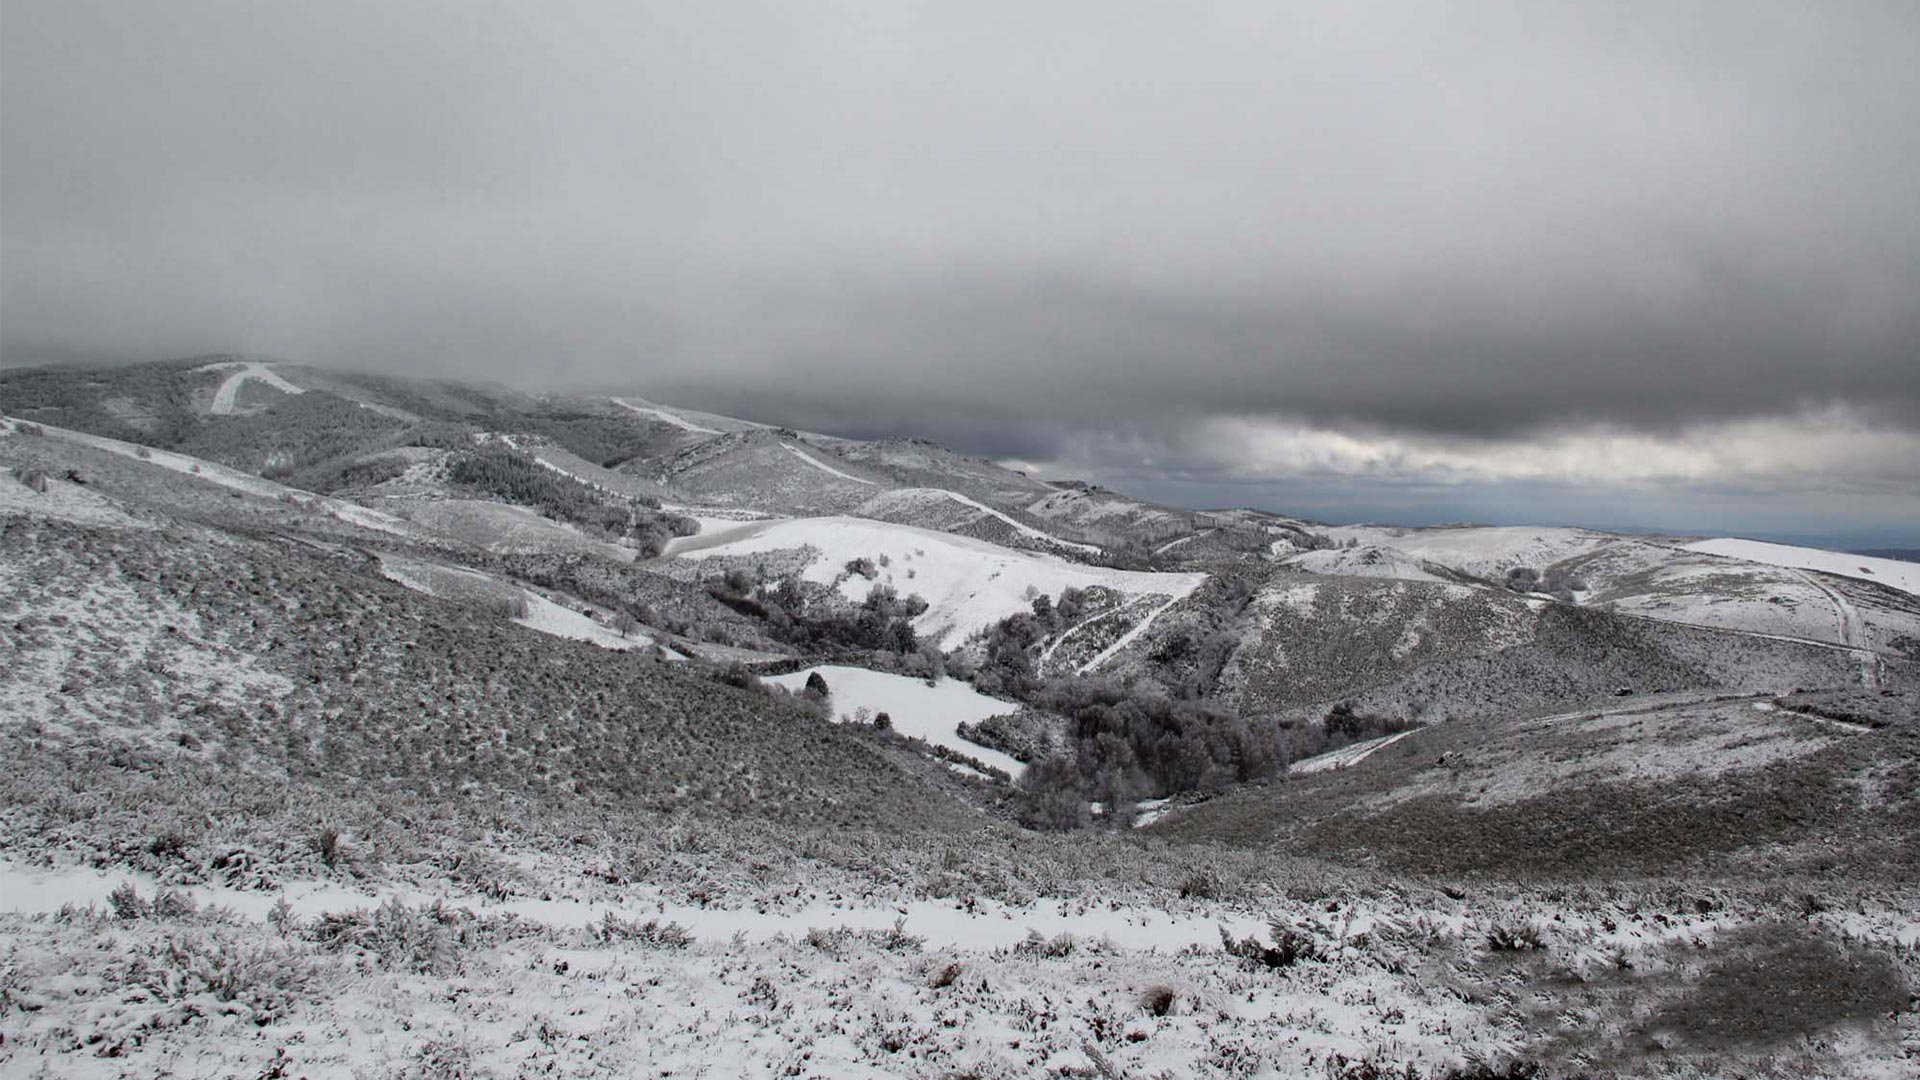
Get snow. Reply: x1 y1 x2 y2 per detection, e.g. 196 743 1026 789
1286 545 1450 583
9 417 429 540
1291 730 1418 775
1077 590 1191 675
514 593 654 651
1318 525 1611 581
673 515 1205 649
925 488 1101 554
0 469 149 528
781 442 878 485
207 361 305 414
1153 531 1208 556
611 396 721 434
0 858 1266 952
1684 537 1920 598
764 665 1027 776
1036 596 1145 669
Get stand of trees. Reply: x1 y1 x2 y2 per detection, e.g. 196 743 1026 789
449 446 696 555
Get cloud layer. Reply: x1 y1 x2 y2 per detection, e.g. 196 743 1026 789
4 2 1916 535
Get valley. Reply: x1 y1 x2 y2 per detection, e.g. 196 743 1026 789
1 358 1915 1078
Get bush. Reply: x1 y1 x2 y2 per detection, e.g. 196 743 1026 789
593 912 693 948
12 466 48 493
1139 984 1178 1016
1484 922 1546 953
1221 919 1323 970
487 593 532 620
1014 929 1077 957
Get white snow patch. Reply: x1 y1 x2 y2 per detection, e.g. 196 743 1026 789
207 361 304 414
765 665 1026 776
1683 537 1919 598
514 593 652 651
611 397 721 434
1292 730 1418 775
781 442 878 485
927 488 1100 553
1076 590 1192 675
674 516 1204 649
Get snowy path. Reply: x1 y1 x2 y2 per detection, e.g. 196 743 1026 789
1153 530 1211 556
13 418 421 539
207 362 304 414
1037 597 1146 670
1076 587 1195 675
932 489 1100 554
782 442 878 485
1789 568 1880 688
611 397 722 435
0 859 1267 952
1291 729 1418 775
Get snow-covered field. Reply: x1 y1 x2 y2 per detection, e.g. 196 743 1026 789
1285 545 1450 583
674 516 1205 649
765 665 1027 776
1315 524 1613 581
1685 537 1920 597
5 857 1911 1079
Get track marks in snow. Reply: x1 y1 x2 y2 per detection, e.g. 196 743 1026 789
1788 568 1881 688
1076 588 1196 675
928 488 1100 554
1291 729 1418 775
781 442 878 485
1037 597 1146 670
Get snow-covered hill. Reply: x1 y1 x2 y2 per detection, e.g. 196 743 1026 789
1685 537 1920 598
672 515 1205 649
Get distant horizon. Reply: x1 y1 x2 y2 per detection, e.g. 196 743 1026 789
4 350 1914 555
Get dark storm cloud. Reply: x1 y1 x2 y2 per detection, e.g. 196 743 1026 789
5 1 1918 466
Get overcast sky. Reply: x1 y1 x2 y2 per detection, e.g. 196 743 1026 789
4 1 1916 545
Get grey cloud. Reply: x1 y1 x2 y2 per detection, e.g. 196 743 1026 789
5 1 1918 468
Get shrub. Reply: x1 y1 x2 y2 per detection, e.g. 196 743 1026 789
1178 871 1222 900
593 912 694 948
11 466 48 493
314 826 343 867
309 897 463 974
487 593 532 620
1221 919 1323 970
1014 929 1076 958
1139 984 1178 1016
1484 922 1546 953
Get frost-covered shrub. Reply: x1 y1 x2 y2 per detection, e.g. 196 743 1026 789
1139 984 1178 1016
1221 919 1323 970
485 593 531 620
310 898 463 974
1014 929 1076 958
592 912 693 949
12 465 48 493
1484 922 1547 953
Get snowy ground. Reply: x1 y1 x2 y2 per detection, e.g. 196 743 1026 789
4 860 1911 1079
1685 537 1920 597
764 666 1027 776
6 418 428 542
204 361 305 415
610 396 722 434
673 516 1205 649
